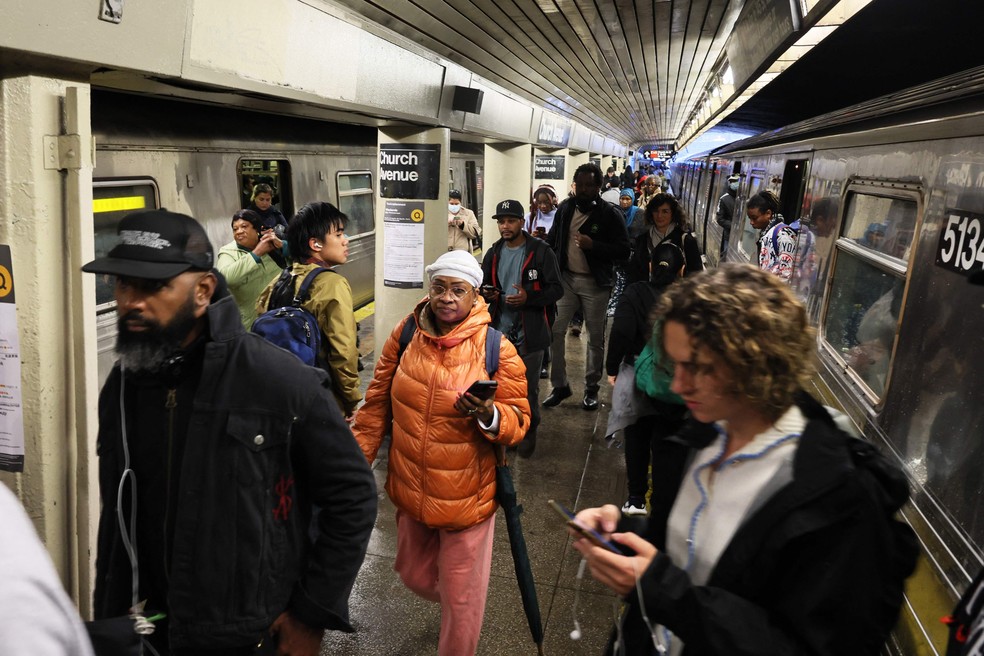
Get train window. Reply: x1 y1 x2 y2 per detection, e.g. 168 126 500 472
820 191 918 402
336 171 375 237
92 180 160 307
238 159 293 218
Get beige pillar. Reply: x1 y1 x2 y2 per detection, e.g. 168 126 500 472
374 127 452 340
0 76 97 613
568 150 590 176
482 143 532 257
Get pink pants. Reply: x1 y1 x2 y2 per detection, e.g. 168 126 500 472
394 510 496 656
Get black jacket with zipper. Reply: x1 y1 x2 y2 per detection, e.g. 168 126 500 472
546 196 630 287
610 394 917 655
481 232 563 354
93 295 377 649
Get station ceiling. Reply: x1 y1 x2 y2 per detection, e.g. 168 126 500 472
330 0 984 151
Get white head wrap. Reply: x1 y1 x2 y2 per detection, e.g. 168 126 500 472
424 250 483 289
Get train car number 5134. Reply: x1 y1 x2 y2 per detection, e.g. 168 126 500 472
936 209 984 274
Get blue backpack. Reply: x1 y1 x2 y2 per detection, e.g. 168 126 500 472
252 267 333 367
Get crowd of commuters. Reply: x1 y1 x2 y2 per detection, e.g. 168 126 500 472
4 163 957 656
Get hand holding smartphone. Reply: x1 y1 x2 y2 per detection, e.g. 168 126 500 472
465 379 497 401
548 500 625 555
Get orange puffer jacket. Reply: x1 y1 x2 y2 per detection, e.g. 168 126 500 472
353 297 530 530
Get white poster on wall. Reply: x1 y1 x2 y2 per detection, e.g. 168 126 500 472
383 200 426 289
0 245 24 472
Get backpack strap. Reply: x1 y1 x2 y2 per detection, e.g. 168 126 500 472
396 313 501 379
397 313 417 361
484 326 501 378
294 267 332 307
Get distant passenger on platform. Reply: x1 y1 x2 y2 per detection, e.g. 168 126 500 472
257 202 362 419
543 162 630 411
573 264 917 655
248 182 289 233
82 209 376 656
447 189 481 251
620 165 634 190
625 193 703 284
637 175 661 209
715 174 740 259
216 208 286 330
747 190 798 281
604 242 686 516
353 250 530 656
603 166 621 190
525 183 558 240
0 484 94 656
619 188 644 240
481 198 563 458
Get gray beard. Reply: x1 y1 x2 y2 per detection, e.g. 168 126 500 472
115 296 198 374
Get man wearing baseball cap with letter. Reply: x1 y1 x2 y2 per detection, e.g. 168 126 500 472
82 209 376 655
480 199 562 457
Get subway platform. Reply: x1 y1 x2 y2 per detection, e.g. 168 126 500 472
322 314 629 655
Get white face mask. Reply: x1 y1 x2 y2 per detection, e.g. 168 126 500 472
448 204 461 214
729 182 739 192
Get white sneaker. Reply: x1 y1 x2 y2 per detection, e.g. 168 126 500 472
621 498 647 516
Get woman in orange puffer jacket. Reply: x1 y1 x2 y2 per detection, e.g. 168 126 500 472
352 250 530 656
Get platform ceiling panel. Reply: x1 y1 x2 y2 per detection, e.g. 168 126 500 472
328 0 735 148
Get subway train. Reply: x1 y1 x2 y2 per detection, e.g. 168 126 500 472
90 89 484 384
671 64 984 655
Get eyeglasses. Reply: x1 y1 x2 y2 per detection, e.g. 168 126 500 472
428 284 472 300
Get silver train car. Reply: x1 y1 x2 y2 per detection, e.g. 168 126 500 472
672 65 984 655
91 90 483 384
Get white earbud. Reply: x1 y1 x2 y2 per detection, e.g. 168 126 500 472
314 243 323 248
570 619 582 641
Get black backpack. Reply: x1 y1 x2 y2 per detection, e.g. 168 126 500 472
252 267 333 367
396 313 501 377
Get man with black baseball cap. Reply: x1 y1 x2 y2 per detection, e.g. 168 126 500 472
83 209 376 655
480 199 562 457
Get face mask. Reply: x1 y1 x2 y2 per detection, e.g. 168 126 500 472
448 204 461 214
729 182 739 192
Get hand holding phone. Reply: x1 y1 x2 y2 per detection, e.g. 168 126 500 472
465 379 498 401
548 500 625 555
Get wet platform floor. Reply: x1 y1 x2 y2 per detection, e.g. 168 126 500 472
321 314 629 655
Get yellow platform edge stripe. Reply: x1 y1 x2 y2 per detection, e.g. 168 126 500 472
354 302 375 322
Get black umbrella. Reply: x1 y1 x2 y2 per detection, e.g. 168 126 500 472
495 447 545 655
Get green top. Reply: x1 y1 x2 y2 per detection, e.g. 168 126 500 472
216 241 283 330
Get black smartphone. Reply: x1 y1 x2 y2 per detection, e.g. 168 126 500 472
465 379 498 401
548 499 625 555
480 284 501 295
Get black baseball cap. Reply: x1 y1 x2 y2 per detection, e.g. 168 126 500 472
492 199 524 220
82 209 214 280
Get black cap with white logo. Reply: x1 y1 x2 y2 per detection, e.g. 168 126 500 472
492 199 525 220
82 209 214 280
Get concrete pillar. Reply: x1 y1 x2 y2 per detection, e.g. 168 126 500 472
601 155 613 177
568 150 590 176
482 143 532 257
0 76 97 613
374 126 452 340
532 147 568 199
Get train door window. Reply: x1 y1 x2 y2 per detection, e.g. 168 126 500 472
820 190 919 403
92 180 160 306
778 159 809 221
238 159 293 218
336 171 375 236
737 171 766 260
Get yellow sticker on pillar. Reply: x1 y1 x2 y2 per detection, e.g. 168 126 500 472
0 245 24 472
